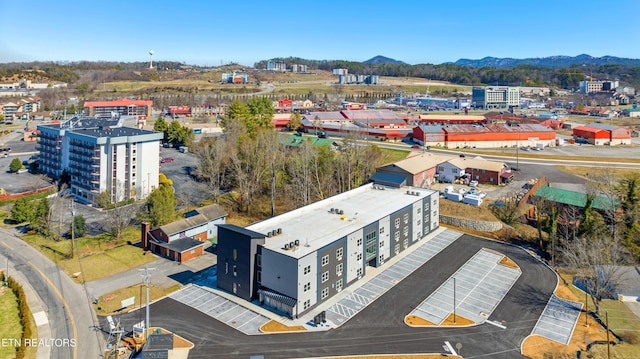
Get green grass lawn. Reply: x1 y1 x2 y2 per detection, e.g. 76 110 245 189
0 287 22 359
21 226 157 282
94 283 181 316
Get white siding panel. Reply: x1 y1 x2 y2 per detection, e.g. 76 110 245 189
297 252 318 309
412 201 422 242
346 230 363 284
378 216 390 261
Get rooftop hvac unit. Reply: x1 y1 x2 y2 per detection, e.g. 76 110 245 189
406 190 411 195
414 192 420 196
277 228 282 235
294 239 300 246
330 208 335 213
266 232 272 237
271 230 277 237
284 243 290 250
338 209 344 215
289 241 295 249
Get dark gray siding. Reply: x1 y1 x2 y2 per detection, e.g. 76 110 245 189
217 225 265 301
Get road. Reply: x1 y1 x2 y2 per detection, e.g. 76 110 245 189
110 234 556 359
0 227 104 359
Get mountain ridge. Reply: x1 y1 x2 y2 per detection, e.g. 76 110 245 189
450 54 640 68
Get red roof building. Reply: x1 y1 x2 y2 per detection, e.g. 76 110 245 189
169 106 191 116
84 98 152 117
412 123 556 149
573 124 631 145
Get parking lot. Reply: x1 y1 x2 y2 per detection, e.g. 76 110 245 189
158 144 211 208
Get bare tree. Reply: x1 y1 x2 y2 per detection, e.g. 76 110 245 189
103 202 140 239
193 137 228 201
562 235 630 314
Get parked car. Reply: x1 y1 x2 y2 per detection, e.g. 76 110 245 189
411 145 421 149
160 157 174 163
469 180 479 187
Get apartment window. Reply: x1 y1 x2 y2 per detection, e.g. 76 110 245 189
303 300 311 310
336 279 343 292
433 198 437 206
357 238 363 246
394 232 400 242
380 240 384 247
379 254 385 262
357 268 363 277
417 207 421 214
232 265 237 277
321 271 329 283
451 168 457 173
336 263 343 276
425 214 429 222
304 282 311 292
403 213 409 224
257 271 261 283
379 227 385 234
403 227 409 236
233 249 237 261
394 218 400 228
438 166 444 172
336 247 343 260
417 219 421 226
356 253 362 261
403 238 409 248
322 255 329 266
394 243 400 254
321 287 329 300
256 254 261 266
304 265 311 275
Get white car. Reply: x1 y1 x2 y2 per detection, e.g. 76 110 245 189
469 180 479 187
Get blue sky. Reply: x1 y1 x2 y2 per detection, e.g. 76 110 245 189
1 0 638 66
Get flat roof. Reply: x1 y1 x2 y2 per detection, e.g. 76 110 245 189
247 184 436 259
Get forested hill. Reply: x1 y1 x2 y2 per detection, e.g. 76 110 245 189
452 54 640 68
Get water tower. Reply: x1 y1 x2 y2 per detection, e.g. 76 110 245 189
149 50 154 69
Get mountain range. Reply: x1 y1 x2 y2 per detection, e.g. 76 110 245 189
362 54 640 68
450 54 640 68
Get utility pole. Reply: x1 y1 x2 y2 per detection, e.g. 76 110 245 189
453 277 456 324
140 266 155 341
70 200 76 258
606 311 611 359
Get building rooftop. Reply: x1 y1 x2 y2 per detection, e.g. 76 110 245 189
534 185 617 211
72 126 160 138
446 156 506 172
83 98 153 107
247 183 436 259
161 204 227 235
381 152 453 174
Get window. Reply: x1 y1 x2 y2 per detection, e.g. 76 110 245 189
321 287 329 300
256 254 261 266
356 253 362 261
379 254 385 262
336 279 343 292
321 271 329 283
357 238 363 246
233 265 237 277
303 300 311 310
394 232 400 242
379 227 385 234
433 198 437 206
425 214 428 222
403 238 409 248
394 244 400 254
336 247 343 260
233 249 237 261
321 255 329 266
451 168 457 173
304 265 311 275
380 240 384 247
357 268 363 277
336 263 343 276
403 213 409 224
417 219 421 226
304 282 311 292
438 166 444 172
417 207 421 214
257 270 261 283
403 227 409 236
394 218 400 228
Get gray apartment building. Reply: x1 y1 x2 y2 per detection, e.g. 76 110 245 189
472 86 520 109
216 182 440 318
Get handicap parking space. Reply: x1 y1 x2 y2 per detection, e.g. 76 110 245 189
532 295 583 344
169 285 271 335
408 248 522 325
326 229 462 325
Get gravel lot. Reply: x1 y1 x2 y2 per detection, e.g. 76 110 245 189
158 145 212 208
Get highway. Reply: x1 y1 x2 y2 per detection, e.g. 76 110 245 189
0 228 104 359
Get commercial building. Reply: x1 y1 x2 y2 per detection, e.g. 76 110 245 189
373 152 452 188
472 86 520 109
412 123 556 149
37 116 163 205
141 203 228 263
0 96 41 121
83 98 152 118
572 124 631 145
437 156 510 185
579 80 619 94
216 183 440 317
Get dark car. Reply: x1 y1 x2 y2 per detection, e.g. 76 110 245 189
411 145 421 149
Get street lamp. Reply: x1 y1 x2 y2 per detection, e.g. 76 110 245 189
70 200 76 257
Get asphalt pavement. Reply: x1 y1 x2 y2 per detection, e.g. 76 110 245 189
110 233 557 359
0 227 103 359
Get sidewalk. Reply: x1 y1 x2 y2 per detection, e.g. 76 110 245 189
85 248 217 299
1 257 51 359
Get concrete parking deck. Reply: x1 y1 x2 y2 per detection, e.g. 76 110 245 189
408 248 522 325
532 294 583 344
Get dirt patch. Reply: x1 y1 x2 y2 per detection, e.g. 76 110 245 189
554 283 580 302
259 320 306 333
498 255 519 269
441 313 475 326
404 315 436 326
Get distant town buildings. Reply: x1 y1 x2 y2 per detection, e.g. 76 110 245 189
0 96 41 121
332 68 348 76
267 61 287 71
37 116 163 205
83 98 152 118
472 86 520 109
221 72 250 84
338 74 380 85
579 80 619 94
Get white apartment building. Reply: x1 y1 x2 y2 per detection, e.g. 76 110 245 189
37 116 163 205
